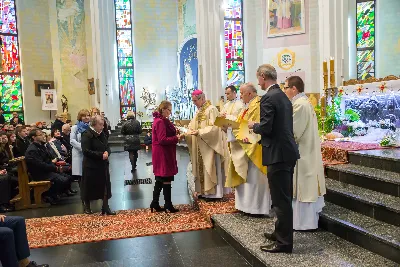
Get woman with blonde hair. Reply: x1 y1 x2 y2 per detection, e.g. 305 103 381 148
150 101 183 213
70 109 90 185
121 111 142 172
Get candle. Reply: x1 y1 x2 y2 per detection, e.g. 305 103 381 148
330 57 335 87
320 94 326 117
323 60 328 89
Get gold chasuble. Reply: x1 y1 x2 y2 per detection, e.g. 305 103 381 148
186 101 229 195
226 96 267 187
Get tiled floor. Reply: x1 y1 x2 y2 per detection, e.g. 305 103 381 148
5 148 250 267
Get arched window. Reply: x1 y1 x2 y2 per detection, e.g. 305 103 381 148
224 0 245 87
0 0 24 121
356 0 376 80
114 0 135 117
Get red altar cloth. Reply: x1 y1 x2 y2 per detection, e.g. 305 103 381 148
321 141 382 165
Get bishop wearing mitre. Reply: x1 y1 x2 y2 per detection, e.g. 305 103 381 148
284 76 326 230
186 90 230 199
226 83 271 215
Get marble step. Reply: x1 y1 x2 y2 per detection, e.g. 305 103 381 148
325 178 400 227
212 213 397 267
320 202 400 263
348 149 400 173
326 164 400 197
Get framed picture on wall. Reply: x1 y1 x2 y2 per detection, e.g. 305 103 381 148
267 0 305 37
88 78 95 95
34 80 55 96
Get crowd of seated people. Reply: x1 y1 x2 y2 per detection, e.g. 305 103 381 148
0 109 111 211
0 119 77 210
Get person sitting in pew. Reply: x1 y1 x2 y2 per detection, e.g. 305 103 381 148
0 215 48 267
25 129 72 205
0 132 18 212
14 126 30 158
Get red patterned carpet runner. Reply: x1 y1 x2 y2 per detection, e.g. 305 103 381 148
26 194 236 249
321 141 382 165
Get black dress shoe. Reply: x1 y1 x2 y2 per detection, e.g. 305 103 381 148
26 261 49 267
264 232 277 241
69 189 78 194
260 243 292 253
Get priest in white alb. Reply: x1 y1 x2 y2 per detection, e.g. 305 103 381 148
226 83 271 215
284 76 326 230
220 85 244 120
185 90 230 199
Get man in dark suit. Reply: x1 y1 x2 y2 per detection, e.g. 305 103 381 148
249 64 300 253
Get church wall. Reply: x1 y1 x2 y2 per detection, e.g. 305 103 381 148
376 0 400 78
255 0 320 93
132 0 179 121
16 0 55 124
348 0 400 80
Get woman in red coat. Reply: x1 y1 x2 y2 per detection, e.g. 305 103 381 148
150 101 183 213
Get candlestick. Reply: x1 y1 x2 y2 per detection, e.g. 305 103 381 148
330 57 335 88
320 94 326 117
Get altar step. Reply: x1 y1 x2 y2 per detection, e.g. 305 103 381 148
348 149 400 173
323 148 400 263
320 202 400 263
325 164 400 197
212 213 397 266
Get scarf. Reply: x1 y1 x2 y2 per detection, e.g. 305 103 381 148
76 121 89 134
153 112 176 135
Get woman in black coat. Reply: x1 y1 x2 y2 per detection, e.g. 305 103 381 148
80 115 115 215
121 111 142 172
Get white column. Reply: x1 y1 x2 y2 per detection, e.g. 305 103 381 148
89 0 119 128
195 0 224 105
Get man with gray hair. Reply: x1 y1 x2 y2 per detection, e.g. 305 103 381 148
185 90 230 200
225 83 271 216
249 64 300 253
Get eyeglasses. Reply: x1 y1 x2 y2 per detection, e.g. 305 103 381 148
284 86 291 90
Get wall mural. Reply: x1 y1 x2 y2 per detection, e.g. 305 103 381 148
56 0 88 110
178 0 196 47
267 0 305 37
166 37 198 120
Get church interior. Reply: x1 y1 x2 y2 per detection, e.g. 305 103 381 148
0 0 400 266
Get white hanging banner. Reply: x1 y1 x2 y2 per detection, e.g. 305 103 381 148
41 89 58 110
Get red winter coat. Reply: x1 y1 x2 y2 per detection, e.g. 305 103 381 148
152 112 178 177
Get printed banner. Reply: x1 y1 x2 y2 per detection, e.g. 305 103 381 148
41 89 58 110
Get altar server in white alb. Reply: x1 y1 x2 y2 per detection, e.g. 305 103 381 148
284 76 326 230
220 85 244 120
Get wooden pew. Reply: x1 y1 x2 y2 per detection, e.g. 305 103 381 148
9 156 51 210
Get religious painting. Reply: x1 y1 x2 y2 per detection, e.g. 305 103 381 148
34 80 55 96
267 0 305 37
88 78 95 95
41 89 58 111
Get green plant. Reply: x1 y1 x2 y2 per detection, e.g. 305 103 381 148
315 96 342 135
344 108 360 122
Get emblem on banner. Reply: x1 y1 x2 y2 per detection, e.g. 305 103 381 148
278 49 296 70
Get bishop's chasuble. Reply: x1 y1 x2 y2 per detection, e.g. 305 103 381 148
227 96 271 215
186 101 229 198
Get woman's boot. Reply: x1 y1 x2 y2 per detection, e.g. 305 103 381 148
150 181 164 212
83 200 93 214
101 197 116 215
163 183 179 213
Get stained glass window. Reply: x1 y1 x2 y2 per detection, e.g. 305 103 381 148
114 0 135 117
0 0 23 120
356 0 375 80
224 0 244 87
